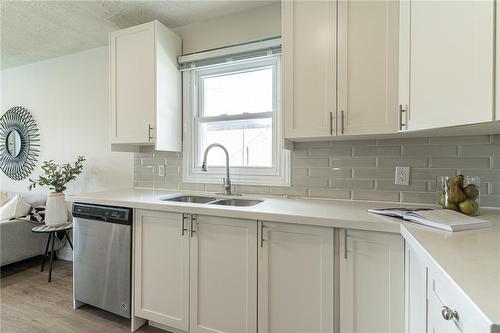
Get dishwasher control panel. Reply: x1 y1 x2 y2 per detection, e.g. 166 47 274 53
72 203 132 225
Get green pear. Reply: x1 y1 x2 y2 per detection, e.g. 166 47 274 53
447 184 465 203
458 199 479 215
437 192 446 206
463 184 479 200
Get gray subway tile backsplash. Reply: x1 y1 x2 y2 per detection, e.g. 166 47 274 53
430 157 490 169
402 144 458 156
353 146 401 157
134 135 500 207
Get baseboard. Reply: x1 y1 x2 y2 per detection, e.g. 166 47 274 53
57 243 73 262
149 320 185 333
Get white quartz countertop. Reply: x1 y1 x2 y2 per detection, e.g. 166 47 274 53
66 188 431 233
67 188 500 327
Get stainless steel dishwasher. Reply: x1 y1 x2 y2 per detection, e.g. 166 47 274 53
72 203 132 318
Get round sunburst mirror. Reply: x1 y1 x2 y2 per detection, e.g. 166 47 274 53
0 106 40 180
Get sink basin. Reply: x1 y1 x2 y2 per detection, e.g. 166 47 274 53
210 199 263 207
161 195 217 204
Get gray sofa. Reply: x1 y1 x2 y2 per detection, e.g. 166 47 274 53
0 192 62 266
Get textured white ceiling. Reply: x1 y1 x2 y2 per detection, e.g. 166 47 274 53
1 0 276 69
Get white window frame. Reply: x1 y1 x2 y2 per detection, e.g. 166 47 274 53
182 55 290 186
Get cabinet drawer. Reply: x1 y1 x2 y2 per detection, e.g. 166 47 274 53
428 268 490 333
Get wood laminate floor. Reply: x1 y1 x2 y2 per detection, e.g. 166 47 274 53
0 257 165 333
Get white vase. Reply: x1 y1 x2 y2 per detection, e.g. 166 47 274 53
45 192 68 227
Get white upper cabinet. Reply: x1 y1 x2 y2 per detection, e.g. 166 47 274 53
258 222 334 333
340 229 404 333
189 215 257 333
283 0 337 139
110 20 182 151
399 1 495 131
337 0 399 135
283 0 400 139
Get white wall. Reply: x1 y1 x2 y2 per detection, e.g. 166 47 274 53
173 3 281 54
1 46 133 195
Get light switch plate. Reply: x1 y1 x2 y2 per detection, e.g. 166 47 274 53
395 166 410 185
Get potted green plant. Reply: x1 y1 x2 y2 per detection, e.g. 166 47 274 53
28 156 86 227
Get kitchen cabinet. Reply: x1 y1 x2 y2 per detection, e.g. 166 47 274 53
110 20 181 151
405 239 492 333
337 0 399 135
134 211 257 333
283 0 400 139
189 215 257 333
399 1 494 131
134 210 189 331
497 0 500 122
339 229 404 333
258 221 334 333
405 241 427 333
282 0 337 138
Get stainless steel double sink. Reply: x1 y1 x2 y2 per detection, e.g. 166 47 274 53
160 195 263 207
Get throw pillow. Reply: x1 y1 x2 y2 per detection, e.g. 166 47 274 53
0 195 31 220
29 205 46 223
0 192 8 207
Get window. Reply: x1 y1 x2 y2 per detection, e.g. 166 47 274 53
182 48 290 186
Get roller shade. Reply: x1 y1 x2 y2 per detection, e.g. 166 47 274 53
178 37 281 71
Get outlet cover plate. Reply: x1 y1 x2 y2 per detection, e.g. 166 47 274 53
158 165 165 177
395 166 410 186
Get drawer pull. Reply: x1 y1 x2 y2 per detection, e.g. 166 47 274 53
441 306 458 321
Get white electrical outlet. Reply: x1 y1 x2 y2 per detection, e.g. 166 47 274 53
395 166 410 185
158 164 165 177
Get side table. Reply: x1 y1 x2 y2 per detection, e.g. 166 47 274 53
31 222 73 282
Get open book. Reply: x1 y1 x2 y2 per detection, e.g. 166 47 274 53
368 208 492 232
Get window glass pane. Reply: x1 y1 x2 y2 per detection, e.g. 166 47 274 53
199 118 272 167
202 67 273 117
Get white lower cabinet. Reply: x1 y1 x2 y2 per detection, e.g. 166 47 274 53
339 229 405 333
189 215 257 333
258 221 334 333
134 210 190 331
134 210 408 333
405 241 427 333
134 210 257 333
405 240 492 333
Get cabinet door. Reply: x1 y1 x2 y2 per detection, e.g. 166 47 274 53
405 242 427 333
497 0 500 122
283 0 337 139
110 22 156 144
337 0 399 135
258 222 334 333
340 229 404 333
134 210 189 331
189 215 257 333
400 1 494 131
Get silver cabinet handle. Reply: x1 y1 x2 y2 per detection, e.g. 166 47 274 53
190 215 196 238
441 306 458 321
341 110 345 135
344 229 348 259
329 112 334 135
181 214 188 236
260 222 265 247
399 105 407 131
148 124 154 141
